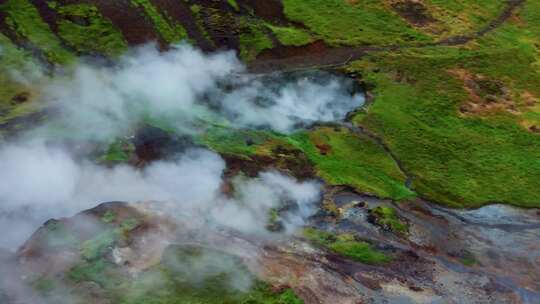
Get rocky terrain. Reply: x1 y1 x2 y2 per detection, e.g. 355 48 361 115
0 0 539 303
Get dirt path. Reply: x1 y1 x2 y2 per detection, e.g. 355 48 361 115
248 0 526 73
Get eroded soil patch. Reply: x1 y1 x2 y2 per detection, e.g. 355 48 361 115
389 0 436 27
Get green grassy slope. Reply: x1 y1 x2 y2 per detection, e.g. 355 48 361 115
0 0 74 63
282 0 432 46
51 3 128 56
289 127 414 200
347 2 540 208
0 0 538 209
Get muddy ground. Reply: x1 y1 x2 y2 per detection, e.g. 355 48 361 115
3 192 539 304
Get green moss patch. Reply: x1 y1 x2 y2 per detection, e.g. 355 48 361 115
99 139 135 163
0 0 73 63
282 0 431 46
0 34 40 125
197 126 282 157
51 3 127 56
68 258 118 288
289 127 414 200
239 19 274 61
43 221 79 249
61 245 305 303
304 228 392 265
227 0 240 11
424 0 505 36
114 246 304 304
131 0 188 43
347 9 540 208
369 206 408 234
266 24 314 47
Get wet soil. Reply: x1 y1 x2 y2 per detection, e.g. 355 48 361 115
153 0 215 51
132 125 196 165
92 0 164 47
7 197 539 304
390 1 436 27
313 190 540 303
237 0 287 24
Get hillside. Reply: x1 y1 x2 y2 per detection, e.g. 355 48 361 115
0 1 539 303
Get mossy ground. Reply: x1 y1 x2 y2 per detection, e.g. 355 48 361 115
131 0 188 44
303 228 392 265
99 138 135 163
195 124 413 200
265 24 314 47
0 33 40 126
5 2 538 302
0 0 538 209
369 206 408 234
281 0 432 46
289 126 414 200
114 246 304 304
347 2 540 208
39 232 304 303
50 2 128 56
0 0 74 64
238 19 274 61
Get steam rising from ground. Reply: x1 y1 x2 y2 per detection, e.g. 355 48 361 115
0 44 362 249
0 44 361 302
0 142 321 249
40 44 362 138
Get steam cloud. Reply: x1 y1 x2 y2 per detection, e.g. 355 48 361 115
0 44 361 302
0 44 362 249
0 142 321 249
37 44 363 139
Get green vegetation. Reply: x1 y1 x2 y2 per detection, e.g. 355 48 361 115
458 250 477 266
68 258 118 288
116 246 304 304
190 4 215 46
369 206 408 234
424 0 505 37
346 3 540 208
0 33 33 68
198 125 414 201
100 139 134 163
239 20 273 61
281 0 431 46
43 221 78 248
101 210 116 223
290 127 414 200
0 34 39 125
80 229 117 261
190 4 201 14
131 0 187 43
32 277 56 295
66 217 141 290
65 244 305 303
80 218 139 261
227 0 239 11
52 3 127 56
198 126 281 157
304 228 392 265
266 24 314 47
0 0 73 63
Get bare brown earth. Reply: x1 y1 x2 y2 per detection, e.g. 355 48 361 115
92 0 163 46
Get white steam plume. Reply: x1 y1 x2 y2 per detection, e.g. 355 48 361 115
32 43 362 139
0 42 364 303
0 141 321 250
